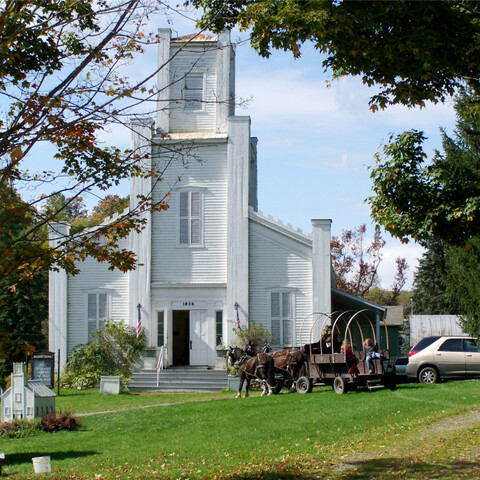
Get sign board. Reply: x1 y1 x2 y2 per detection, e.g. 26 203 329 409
31 351 55 387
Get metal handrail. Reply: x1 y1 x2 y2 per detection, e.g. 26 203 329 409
156 346 164 387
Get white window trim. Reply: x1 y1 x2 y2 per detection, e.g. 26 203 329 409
84 289 112 342
182 72 206 112
267 289 296 348
177 187 205 247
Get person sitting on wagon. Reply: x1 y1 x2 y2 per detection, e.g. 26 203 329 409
342 339 359 376
364 338 381 374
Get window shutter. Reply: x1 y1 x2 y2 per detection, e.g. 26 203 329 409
87 294 97 319
99 294 107 319
282 292 292 318
180 191 189 217
271 292 281 343
184 74 203 110
191 191 200 217
271 292 280 317
180 219 189 244
190 219 200 244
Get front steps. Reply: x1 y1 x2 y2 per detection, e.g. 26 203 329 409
129 366 228 392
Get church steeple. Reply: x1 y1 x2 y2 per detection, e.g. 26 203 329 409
156 30 235 136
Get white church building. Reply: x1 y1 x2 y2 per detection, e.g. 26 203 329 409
49 30 383 373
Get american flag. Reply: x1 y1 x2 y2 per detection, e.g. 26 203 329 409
136 303 142 339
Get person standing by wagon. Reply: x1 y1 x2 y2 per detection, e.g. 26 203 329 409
364 338 381 374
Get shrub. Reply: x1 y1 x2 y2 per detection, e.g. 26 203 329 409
0 418 42 438
64 320 145 388
41 412 80 432
231 321 273 349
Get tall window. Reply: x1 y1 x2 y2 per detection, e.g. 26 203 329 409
179 190 202 245
216 311 223 346
270 291 293 347
87 292 109 342
157 311 164 347
184 74 203 111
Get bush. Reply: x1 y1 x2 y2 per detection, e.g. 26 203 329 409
64 320 145 388
41 412 80 432
0 418 42 438
231 321 273 349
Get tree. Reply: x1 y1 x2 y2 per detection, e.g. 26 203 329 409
0 1 203 287
368 88 480 247
63 320 146 389
411 239 457 315
0 184 47 385
190 0 480 110
445 237 480 337
331 224 408 303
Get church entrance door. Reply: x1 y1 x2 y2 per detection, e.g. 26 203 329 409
189 310 208 366
172 310 208 366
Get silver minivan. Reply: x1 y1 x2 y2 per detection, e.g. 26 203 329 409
406 336 480 384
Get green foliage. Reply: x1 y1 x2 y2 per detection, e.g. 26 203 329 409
369 88 480 246
231 320 273 348
190 0 480 110
64 320 146 388
0 418 42 438
0 184 48 386
411 240 457 315
445 236 480 338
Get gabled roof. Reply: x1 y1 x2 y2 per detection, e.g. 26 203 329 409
28 381 56 398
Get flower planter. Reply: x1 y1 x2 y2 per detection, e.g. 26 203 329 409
215 348 227 357
227 374 240 391
100 376 121 395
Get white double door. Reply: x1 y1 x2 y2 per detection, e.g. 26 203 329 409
189 310 208 365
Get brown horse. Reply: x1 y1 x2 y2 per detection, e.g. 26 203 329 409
270 348 305 391
228 348 276 398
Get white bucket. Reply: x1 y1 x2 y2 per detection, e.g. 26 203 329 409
32 456 51 473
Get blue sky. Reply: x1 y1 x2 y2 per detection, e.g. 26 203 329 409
233 39 455 290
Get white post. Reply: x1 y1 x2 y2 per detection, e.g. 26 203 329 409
311 219 332 341
48 222 70 371
226 116 251 343
129 118 154 343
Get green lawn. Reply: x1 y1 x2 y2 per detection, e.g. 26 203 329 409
2 381 480 479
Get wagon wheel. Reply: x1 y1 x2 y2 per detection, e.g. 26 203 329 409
296 376 312 394
333 376 348 394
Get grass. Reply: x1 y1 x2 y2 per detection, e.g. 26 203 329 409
2 381 480 479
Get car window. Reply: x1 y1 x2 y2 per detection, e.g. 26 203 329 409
395 357 408 365
438 338 464 352
412 336 441 352
464 338 480 353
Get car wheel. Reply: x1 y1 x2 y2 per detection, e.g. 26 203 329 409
418 366 439 384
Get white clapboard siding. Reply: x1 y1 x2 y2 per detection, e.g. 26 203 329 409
169 44 218 133
67 237 130 354
151 142 228 284
248 219 313 347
